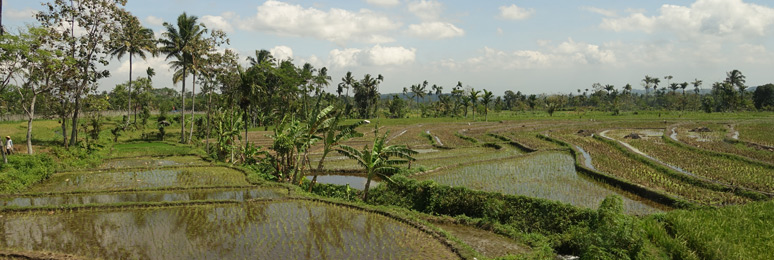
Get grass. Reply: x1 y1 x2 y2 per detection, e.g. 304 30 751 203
662 200 774 260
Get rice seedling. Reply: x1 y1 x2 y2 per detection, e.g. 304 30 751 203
28 167 250 193
553 131 749 206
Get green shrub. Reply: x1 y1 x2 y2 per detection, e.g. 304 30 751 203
0 154 56 193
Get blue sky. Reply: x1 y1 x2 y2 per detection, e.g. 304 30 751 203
4 0 774 95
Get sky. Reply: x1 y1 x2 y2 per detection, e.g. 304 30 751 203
3 0 774 95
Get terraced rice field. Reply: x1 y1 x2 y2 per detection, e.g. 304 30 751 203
608 130 774 194
556 130 749 205
0 201 457 260
0 151 462 259
416 151 668 215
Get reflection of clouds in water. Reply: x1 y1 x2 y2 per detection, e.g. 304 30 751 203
0 201 455 259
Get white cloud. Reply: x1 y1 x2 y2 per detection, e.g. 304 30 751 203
582 7 618 17
408 0 443 21
366 0 401 7
237 0 400 44
329 48 363 68
367 45 416 66
115 56 173 83
438 39 616 71
201 15 234 33
5 7 37 20
329 45 416 67
601 0 774 39
145 16 164 27
407 22 465 39
499 4 535 20
270 46 294 61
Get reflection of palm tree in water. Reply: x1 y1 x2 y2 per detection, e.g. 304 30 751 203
303 202 356 259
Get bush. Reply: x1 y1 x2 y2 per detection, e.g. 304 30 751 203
567 196 645 260
0 154 56 193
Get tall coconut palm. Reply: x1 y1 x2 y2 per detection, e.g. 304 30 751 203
159 12 205 143
469 88 481 120
726 69 746 103
110 12 156 125
481 89 493 121
336 131 416 202
341 71 355 98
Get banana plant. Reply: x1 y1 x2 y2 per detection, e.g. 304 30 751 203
336 131 416 202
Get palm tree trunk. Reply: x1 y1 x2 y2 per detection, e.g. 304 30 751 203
127 54 132 125
180 67 186 144
188 71 196 143
205 80 212 152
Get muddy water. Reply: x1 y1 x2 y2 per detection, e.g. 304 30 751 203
0 188 285 207
575 145 596 171
419 152 668 215
305 175 379 190
0 200 458 260
29 167 250 193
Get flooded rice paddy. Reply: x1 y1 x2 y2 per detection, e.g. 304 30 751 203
101 156 209 169
0 200 457 260
0 188 286 208
29 167 250 193
417 151 667 215
305 175 378 190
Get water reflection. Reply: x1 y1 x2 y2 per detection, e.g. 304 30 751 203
305 175 379 190
0 189 285 208
421 151 669 215
0 201 457 260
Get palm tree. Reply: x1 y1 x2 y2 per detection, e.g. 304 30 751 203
691 79 702 94
110 12 156 125
726 69 746 104
314 67 331 96
664 75 673 89
336 131 416 202
481 89 493 121
469 88 481 120
341 71 355 99
146 67 155 82
159 12 206 143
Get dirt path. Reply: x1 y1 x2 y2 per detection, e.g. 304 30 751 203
426 130 444 146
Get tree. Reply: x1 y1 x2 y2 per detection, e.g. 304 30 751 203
109 10 156 125
468 88 481 120
726 69 747 107
481 89 493 121
159 12 206 143
336 131 416 202
753 84 774 110
9 27 70 154
37 0 127 146
692 79 703 94
341 71 354 96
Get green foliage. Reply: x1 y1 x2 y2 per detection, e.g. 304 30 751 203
368 176 595 236
567 196 645 260
753 84 774 110
663 200 774 260
0 154 56 193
